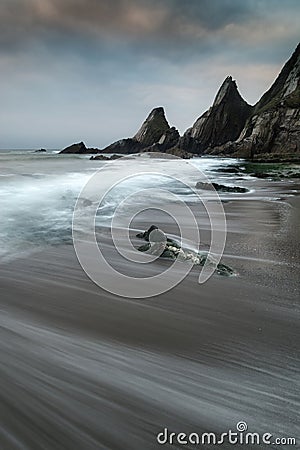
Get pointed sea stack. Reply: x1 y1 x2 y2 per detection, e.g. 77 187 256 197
180 76 252 154
228 42 300 159
101 107 180 154
134 107 170 146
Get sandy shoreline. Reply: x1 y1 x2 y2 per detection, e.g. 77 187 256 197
0 190 299 449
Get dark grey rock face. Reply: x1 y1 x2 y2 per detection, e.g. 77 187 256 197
134 107 170 146
140 127 191 157
254 43 300 115
59 142 101 154
136 225 235 276
232 106 300 159
101 107 180 154
180 76 252 154
195 181 248 193
142 146 192 159
158 127 180 151
164 147 192 159
212 43 300 160
100 138 143 154
60 141 87 154
90 154 122 161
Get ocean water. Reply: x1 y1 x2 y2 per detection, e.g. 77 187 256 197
0 149 269 262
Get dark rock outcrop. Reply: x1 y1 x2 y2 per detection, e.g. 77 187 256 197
134 107 170 146
90 154 122 161
101 107 180 154
158 127 180 151
140 127 192 158
60 141 87 154
164 147 192 159
195 181 248 193
59 141 101 154
254 44 300 114
35 148 47 153
211 43 300 159
180 76 252 154
143 148 192 159
136 225 235 276
100 138 142 155
215 166 240 174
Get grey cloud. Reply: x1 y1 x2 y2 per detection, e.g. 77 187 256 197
0 0 295 50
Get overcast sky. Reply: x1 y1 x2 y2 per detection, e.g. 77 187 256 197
1 0 299 149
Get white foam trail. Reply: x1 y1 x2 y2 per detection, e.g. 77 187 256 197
0 155 261 261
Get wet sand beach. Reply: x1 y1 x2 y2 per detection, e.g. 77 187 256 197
0 186 299 449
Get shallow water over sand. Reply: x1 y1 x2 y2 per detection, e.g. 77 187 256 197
0 151 297 262
0 153 245 261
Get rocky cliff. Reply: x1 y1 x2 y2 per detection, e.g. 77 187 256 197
208 43 300 159
101 107 178 154
179 76 252 153
133 107 170 146
59 43 299 161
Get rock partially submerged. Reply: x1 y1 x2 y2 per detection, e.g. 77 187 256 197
215 166 241 174
34 148 47 153
195 181 248 193
136 225 235 276
59 141 101 154
90 154 122 161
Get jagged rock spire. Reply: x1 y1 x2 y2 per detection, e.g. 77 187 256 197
134 107 170 146
180 76 252 153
